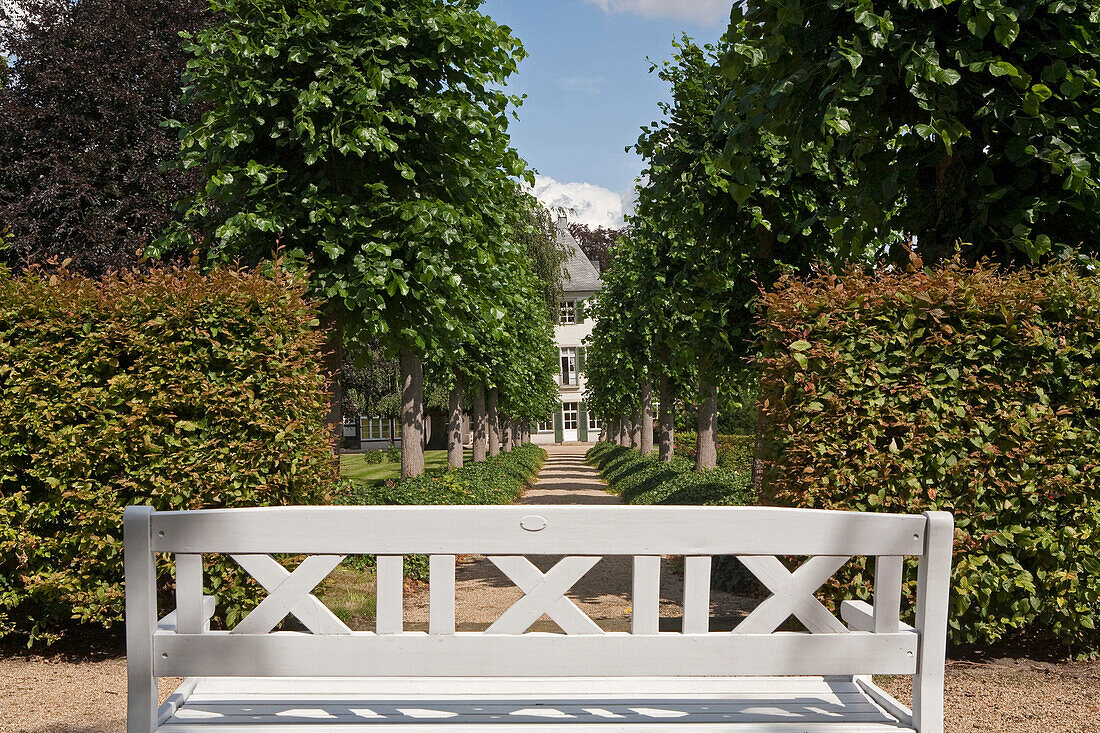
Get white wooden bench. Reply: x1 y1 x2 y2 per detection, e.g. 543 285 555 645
125 505 953 732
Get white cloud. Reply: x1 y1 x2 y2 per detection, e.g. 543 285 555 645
585 0 732 26
531 175 628 229
557 75 607 95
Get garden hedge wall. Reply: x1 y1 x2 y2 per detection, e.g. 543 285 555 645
0 266 335 644
757 258 1100 651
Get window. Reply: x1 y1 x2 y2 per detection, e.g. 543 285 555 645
559 300 576 324
560 347 577 385
538 417 553 433
588 413 603 431
393 419 401 439
362 417 391 441
562 402 579 430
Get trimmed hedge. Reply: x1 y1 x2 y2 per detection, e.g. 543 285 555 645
758 258 1100 652
338 443 546 579
0 266 335 644
674 432 755 472
588 442 752 507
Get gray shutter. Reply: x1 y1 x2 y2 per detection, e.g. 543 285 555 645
576 299 586 323
553 408 563 443
578 346 587 374
578 402 589 442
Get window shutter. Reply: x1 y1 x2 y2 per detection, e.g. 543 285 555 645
578 346 587 374
553 408 563 443
576 299 586 323
578 402 589 442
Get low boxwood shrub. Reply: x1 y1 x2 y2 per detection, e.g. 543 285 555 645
0 265 335 645
587 442 756 592
363 450 384 464
758 257 1100 653
337 443 546 579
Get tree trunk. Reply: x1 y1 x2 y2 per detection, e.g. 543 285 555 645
487 387 500 457
658 373 674 462
472 382 487 462
618 417 629 447
640 380 654 455
321 312 343 463
501 416 513 452
695 359 718 471
448 374 464 469
399 347 425 479
630 412 642 449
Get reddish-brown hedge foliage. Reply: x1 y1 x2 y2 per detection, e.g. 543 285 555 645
0 266 335 645
757 257 1100 652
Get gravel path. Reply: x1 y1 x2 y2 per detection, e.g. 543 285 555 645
2 444 1097 732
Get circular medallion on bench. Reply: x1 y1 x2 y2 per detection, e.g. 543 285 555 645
519 515 547 532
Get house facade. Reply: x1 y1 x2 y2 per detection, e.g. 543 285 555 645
533 217 603 444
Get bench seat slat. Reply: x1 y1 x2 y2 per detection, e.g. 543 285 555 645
157 675 914 732
153 631 918 678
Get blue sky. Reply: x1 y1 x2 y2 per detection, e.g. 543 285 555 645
481 0 730 228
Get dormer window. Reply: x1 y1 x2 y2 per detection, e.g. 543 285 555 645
559 300 576 324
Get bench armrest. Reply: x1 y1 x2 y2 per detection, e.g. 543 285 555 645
840 600 914 632
158 595 216 632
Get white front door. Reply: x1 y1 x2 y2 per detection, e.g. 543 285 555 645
562 402 579 442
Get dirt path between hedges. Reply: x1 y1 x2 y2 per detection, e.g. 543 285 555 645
2 445 1098 732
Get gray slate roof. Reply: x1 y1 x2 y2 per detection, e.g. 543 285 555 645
556 224 603 294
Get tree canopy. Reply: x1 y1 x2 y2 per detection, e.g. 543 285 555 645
719 0 1100 262
0 0 209 276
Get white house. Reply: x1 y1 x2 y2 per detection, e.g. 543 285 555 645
533 216 603 444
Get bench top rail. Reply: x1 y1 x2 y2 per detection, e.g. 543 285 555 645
148 505 927 556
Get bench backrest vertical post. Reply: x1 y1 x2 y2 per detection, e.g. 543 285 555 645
912 510 954 733
124 505 157 733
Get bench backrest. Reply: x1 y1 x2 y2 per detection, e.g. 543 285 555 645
125 505 953 730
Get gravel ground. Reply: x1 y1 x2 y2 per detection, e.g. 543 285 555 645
2 445 1096 732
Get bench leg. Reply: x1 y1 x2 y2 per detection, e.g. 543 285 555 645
912 511 953 733
125 506 158 733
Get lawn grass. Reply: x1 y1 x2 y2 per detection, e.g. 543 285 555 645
339 448 471 484
316 564 378 629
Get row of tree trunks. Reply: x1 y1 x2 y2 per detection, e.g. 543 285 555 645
658 373 674 462
501 416 512 452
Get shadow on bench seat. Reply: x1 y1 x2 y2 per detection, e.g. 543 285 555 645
161 676 912 731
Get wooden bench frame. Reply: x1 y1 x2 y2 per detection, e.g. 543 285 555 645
125 505 953 731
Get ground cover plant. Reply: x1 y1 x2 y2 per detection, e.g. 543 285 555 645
758 257 1100 653
0 265 335 645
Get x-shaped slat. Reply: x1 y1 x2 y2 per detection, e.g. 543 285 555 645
231 554 350 635
733 555 850 635
486 556 602 635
